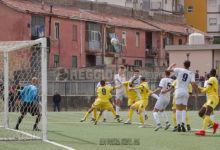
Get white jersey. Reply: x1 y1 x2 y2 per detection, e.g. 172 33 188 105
129 75 142 99
159 77 173 100
114 74 126 93
174 68 195 96
129 75 142 87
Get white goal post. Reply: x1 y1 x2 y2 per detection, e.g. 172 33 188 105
0 38 47 141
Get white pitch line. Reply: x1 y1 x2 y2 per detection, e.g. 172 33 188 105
44 140 76 150
0 127 76 150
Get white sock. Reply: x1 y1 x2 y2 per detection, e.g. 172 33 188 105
176 110 181 125
116 106 120 115
182 110 186 124
210 115 214 121
161 111 168 123
92 112 94 118
153 112 160 125
143 110 147 115
104 110 108 119
151 94 159 100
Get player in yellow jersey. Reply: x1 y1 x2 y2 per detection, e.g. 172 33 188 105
171 79 192 132
123 81 139 107
124 77 150 128
195 69 219 136
80 80 121 125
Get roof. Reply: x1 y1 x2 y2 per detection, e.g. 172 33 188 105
0 0 159 31
166 44 220 51
143 19 209 37
0 0 208 36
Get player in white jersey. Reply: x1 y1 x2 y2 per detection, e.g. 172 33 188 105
114 66 127 119
167 60 198 132
152 71 173 131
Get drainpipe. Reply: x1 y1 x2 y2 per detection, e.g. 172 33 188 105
80 12 83 67
102 25 106 65
48 5 53 53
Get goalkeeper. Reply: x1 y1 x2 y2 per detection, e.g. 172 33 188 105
15 77 41 131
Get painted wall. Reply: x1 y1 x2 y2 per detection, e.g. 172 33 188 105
115 27 146 67
0 3 30 41
185 0 207 32
48 17 86 68
169 50 213 76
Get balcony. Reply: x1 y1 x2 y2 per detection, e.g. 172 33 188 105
145 47 158 57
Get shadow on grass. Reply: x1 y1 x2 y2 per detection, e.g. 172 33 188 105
48 130 97 145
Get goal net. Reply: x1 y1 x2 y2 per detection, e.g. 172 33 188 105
0 38 47 141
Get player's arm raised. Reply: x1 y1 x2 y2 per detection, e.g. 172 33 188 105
167 63 176 72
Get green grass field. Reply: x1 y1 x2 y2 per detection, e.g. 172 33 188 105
0 111 220 150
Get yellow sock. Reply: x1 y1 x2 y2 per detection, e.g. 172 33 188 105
97 114 101 121
111 109 116 116
172 112 177 127
209 119 214 126
93 109 97 120
139 114 144 125
186 112 190 125
84 112 90 119
202 115 210 131
128 109 133 121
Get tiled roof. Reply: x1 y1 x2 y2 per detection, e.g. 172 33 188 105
0 0 159 31
144 20 209 36
0 0 208 36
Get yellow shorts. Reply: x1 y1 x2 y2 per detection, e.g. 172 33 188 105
172 98 188 110
92 99 113 110
128 97 138 106
203 96 219 109
132 100 148 112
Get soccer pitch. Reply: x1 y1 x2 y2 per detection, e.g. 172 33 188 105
0 111 220 150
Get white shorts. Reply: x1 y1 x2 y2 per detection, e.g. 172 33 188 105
116 90 127 101
175 94 189 106
154 95 170 110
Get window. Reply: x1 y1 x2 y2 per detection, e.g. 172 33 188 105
122 31 126 46
55 22 60 40
122 59 126 64
54 55 59 67
187 6 193 12
89 31 100 41
208 0 217 7
72 25 77 41
209 18 217 26
134 60 142 67
179 39 182 45
86 23 101 42
72 56 77 68
136 32 140 47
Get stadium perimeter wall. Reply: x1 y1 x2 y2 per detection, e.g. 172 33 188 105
47 95 220 111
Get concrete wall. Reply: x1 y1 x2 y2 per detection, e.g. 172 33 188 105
47 95 220 111
169 50 213 76
185 0 207 32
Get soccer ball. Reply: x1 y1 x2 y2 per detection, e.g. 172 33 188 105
111 38 118 46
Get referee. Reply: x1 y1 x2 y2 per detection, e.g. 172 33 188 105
15 77 41 131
